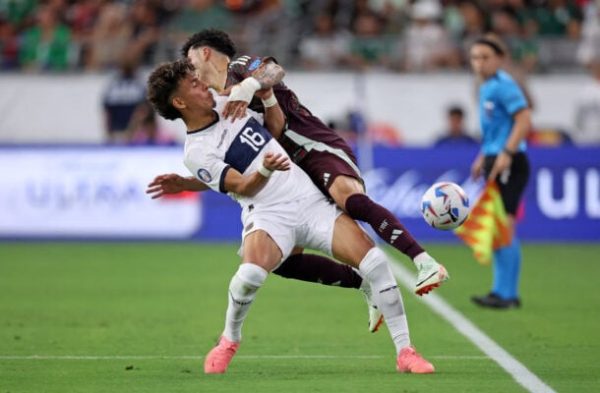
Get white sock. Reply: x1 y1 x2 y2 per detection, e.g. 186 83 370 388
222 263 268 343
359 248 410 354
413 251 432 269
352 267 369 292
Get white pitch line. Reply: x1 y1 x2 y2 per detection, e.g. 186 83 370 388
389 259 556 393
0 355 486 361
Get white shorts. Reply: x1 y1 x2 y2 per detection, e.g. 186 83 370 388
240 192 343 265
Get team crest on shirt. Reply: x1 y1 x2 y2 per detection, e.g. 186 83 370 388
248 59 262 71
197 168 212 183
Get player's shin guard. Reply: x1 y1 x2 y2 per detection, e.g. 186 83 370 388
345 194 424 260
222 263 268 343
358 248 410 354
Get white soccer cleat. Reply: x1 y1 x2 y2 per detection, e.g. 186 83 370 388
360 282 384 333
367 303 384 333
414 254 449 296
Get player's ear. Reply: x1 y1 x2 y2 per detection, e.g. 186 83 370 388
172 95 186 111
202 46 211 61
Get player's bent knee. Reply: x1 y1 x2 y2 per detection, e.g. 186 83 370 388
242 230 283 271
330 176 365 207
360 230 376 248
351 225 376 254
332 214 375 265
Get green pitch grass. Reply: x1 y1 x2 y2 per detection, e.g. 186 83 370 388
1 243 599 393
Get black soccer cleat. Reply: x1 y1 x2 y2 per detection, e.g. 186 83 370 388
471 292 521 309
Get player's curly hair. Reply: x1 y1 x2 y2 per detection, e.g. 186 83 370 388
147 59 194 121
180 29 237 59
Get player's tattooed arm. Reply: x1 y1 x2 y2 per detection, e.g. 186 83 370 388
223 60 285 120
251 60 286 89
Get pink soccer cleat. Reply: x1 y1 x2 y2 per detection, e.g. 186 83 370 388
204 336 240 374
396 346 435 374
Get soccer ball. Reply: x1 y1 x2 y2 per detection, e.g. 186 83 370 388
421 182 470 230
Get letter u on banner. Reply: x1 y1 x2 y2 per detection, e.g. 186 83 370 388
586 169 600 218
537 168 578 219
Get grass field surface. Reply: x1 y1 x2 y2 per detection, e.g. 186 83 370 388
1 243 599 392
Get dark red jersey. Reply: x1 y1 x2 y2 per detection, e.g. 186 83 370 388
225 55 358 166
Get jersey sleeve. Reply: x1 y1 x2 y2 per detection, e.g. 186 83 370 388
184 148 231 194
499 79 528 116
226 55 276 87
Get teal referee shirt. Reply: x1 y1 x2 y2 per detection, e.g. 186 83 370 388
478 69 528 156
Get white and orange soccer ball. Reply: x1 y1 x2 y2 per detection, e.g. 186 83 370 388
421 182 470 230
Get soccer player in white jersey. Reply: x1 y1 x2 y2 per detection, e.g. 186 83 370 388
147 59 435 375
149 30 450 334
183 29 448 298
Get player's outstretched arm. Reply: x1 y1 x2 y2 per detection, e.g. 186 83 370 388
256 88 286 139
146 173 209 199
223 152 290 197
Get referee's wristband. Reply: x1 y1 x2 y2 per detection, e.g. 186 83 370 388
503 147 517 157
258 164 273 178
261 94 278 108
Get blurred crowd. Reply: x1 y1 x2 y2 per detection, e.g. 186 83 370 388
1 0 600 74
2 0 599 146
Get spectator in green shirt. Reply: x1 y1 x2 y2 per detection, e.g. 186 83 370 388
19 5 73 71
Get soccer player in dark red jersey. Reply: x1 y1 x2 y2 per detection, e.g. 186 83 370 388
149 30 448 309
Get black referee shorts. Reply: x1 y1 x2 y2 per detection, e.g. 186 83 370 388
483 152 530 215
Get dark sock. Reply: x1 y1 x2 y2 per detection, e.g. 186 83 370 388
272 254 363 289
345 194 424 260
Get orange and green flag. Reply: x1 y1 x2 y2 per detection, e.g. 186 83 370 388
454 182 512 265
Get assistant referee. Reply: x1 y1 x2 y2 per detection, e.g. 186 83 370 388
469 35 532 309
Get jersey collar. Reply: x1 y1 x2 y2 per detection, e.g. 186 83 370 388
187 110 220 135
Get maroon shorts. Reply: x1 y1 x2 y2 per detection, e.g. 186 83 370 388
298 149 362 199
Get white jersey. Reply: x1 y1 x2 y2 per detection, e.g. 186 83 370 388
184 96 321 211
